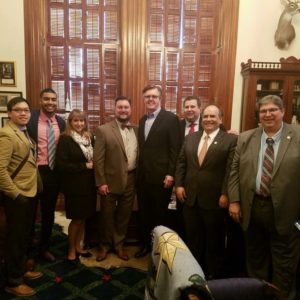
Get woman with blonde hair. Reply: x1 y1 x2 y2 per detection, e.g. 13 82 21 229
56 109 96 261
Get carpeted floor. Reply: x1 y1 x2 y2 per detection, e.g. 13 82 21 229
0 224 147 299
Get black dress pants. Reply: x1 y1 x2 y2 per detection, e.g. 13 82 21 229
38 166 60 252
3 195 37 287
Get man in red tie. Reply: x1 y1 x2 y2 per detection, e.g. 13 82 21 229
179 96 202 141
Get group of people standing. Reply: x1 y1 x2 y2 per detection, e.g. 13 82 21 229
0 85 299 299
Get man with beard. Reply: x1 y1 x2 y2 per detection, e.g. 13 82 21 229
94 96 138 261
27 88 65 262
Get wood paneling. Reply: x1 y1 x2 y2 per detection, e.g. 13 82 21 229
24 0 48 107
120 0 147 124
213 0 239 129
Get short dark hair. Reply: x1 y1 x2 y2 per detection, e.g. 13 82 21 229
7 97 30 112
142 84 162 96
40 88 57 98
256 95 284 111
183 96 201 108
115 96 131 105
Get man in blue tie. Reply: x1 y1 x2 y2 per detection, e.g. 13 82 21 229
27 88 65 262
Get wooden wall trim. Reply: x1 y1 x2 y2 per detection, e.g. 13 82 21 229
213 0 239 129
120 0 147 124
24 0 48 108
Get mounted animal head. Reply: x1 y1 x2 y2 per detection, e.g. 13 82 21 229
274 0 300 49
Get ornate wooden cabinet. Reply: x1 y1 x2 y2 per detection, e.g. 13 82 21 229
240 56 300 131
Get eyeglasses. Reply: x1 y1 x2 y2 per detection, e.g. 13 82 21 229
144 95 159 99
11 108 31 114
259 108 280 114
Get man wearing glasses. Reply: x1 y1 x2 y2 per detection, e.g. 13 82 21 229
0 97 42 297
228 95 300 299
135 85 181 258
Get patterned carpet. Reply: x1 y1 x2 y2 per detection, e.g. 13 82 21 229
0 225 147 299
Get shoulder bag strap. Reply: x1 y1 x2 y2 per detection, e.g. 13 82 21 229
10 148 31 180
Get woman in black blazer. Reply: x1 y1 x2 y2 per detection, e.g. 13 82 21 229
56 109 96 262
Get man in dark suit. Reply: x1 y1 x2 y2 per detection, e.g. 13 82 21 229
27 88 65 262
94 96 138 262
0 97 43 297
135 85 181 258
175 105 237 279
228 95 300 299
179 96 202 140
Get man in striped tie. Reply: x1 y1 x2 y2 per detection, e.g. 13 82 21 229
228 95 300 300
27 88 65 262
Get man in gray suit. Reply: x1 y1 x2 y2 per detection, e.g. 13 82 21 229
94 96 138 261
228 95 300 299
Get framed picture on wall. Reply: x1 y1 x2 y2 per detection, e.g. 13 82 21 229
0 61 16 86
0 91 22 112
1 117 9 127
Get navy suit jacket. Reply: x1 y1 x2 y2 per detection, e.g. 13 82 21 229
27 110 66 143
138 109 181 185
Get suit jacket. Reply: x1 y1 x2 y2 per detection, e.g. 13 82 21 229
175 130 237 209
27 110 65 143
138 109 181 185
56 134 96 196
0 121 38 199
94 120 138 194
228 123 300 235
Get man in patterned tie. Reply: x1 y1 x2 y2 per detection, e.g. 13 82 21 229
228 95 300 300
175 105 237 279
27 88 65 262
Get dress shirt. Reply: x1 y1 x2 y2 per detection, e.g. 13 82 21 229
37 111 60 166
255 124 283 193
144 107 161 139
197 128 220 156
117 120 138 172
184 117 201 136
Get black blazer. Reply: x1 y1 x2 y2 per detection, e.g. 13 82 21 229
27 110 65 143
138 109 181 185
175 130 237 209
55 134 95 196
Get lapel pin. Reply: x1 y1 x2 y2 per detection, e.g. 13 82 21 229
214 141 218 145
287 136 291 139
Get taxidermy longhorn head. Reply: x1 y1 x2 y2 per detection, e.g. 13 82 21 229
274 0 300 49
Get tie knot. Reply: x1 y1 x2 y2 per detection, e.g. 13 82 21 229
147 113 154 119
266 138 274 146
205 135 210 141
189 122 195 127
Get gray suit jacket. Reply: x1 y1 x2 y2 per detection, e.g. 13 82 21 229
228 123 300 235
94 119 138 194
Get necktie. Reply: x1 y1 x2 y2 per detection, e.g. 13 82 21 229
260 138 274 196
188 122 195 135
22 129 35 158
198 135 210 166
47 119 56 170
